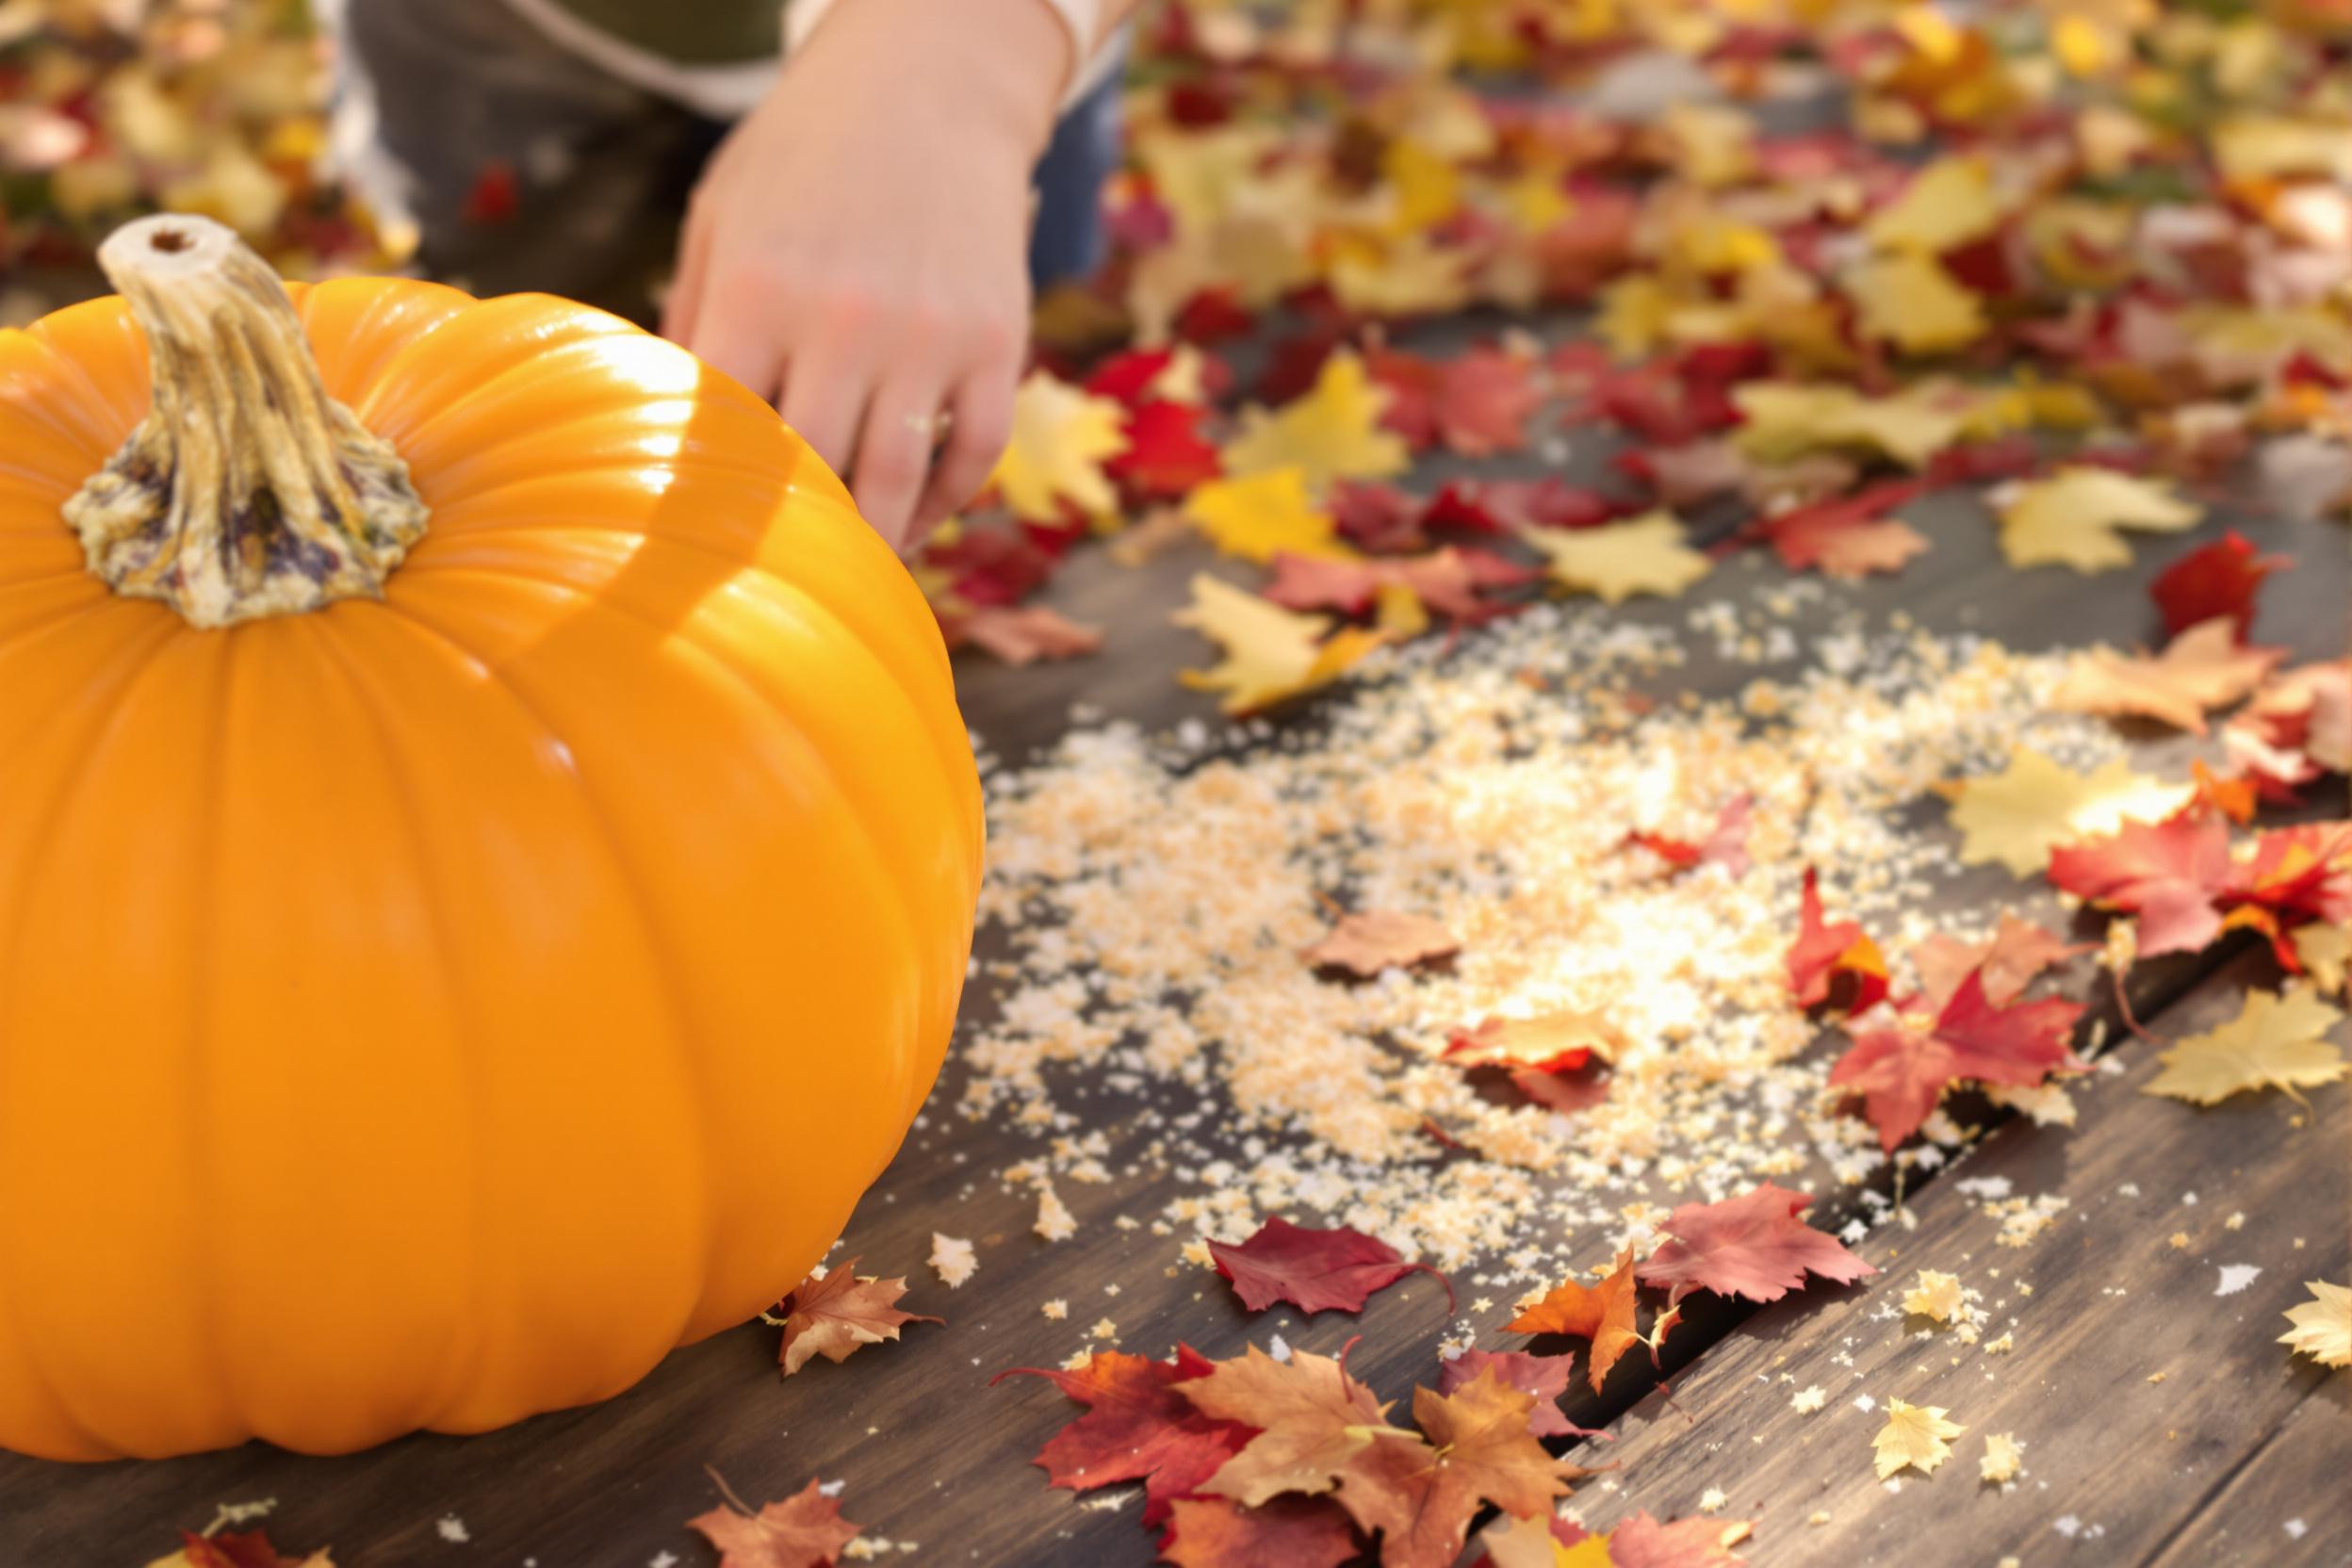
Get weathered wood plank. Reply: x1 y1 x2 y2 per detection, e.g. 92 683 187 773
1573 953 2352 1566
0 356 2341 1564
2140 1390 2352 1568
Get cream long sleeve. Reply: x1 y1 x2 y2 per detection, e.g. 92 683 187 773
497 0 1124 121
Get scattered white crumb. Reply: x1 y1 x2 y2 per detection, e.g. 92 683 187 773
1852 1394 1876 1413
1699 1488 1727 1512
1268 1334 1292 1363
2215 1265 2262 1297
818 1479 846 1497
1042 1298 1069 1320
1792 1386 1827 1413
436 1515 468 1544
1035 1184 1077 1243
929 1233 978 1288
2285 1520 2307 1540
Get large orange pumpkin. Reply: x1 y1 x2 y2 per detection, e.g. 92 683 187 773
0 216 984 1461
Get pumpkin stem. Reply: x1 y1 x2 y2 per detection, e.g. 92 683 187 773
62 214 429 629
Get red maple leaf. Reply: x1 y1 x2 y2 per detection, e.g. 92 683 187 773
2149 531 2287 642
1081 345 1230 406
172 1532 332 1568
687 1477 862 1568
1109 399 1223 498
1827 971 2085 1150
939 605 1103 666
2046 810 2235 957
1483 476 1622 531
1911 913 2089 1008
1508 1060 1614 1115
1786 867 1890 1012
993 1347 1254 1525
1607 1511 1753 1567
1330 481 1429 554
1435 1349 1608 1439
1208 1216 1456 1315
1626 793 1753 879
1763 479 1932 579
1157 1495 1360 1568
1435 346 1544 457
922 526 1058 607
1363 343 1443 449
1446 1010 1622 1076
460 160 519 225
2230 821 2352 967
1634 1182 1875 1306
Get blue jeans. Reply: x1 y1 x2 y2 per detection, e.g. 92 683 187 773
1029 60 1122 289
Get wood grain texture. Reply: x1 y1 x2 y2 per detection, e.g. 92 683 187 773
1578 952 2351 1566
0 309 2343 1564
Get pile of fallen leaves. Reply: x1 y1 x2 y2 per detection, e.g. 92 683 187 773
0 0 400 318
989 1192 1856 1566
926 0 2352 709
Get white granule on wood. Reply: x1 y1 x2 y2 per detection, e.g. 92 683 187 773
929 1233 979 1288
435 1515 468 1544
959 594 2106 1275
2214 1264 2262 1296
1035 1184 1077 1243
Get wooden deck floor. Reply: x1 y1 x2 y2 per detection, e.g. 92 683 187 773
0 325 2344 1567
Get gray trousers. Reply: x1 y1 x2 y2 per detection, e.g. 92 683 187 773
337 0 1119 321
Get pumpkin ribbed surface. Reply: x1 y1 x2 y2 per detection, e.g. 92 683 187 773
0 277 984 1461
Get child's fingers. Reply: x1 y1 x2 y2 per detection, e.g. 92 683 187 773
853 376 950 551
914 361 1017 541
777 338 875 493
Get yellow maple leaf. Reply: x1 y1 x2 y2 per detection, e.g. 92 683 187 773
1136 122 1282 236
1941 748 2194 876
2279 1281 2350 1369
1979 1431 2024 1484
2143 985 2346 1107
1222 351 1411 490
1183 468 1352 564
2293 923 2349 997
1174 575 1383 714
1864 155 2001 253
1473 1510 1602 1568
988 371 1127 522
1847 252 1986 354
1663 102 1757 188
1734 381 1971 469
1525 512 1712 604
1381 134 1462 235
1329 232 1476 318
1996 466 2202 572
1596 274 1677 359
2213 116 2352 184
1903 1270 1965 1323
1873 1398 1965 1478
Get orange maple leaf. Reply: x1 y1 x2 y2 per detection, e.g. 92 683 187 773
774 1260 941 1377
688 1474 860 1568
1332 1369 1586 1568
1508 1245 1644 1393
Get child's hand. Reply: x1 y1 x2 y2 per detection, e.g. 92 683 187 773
662 0 1073 552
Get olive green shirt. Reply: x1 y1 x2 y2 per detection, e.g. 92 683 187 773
541 0 781 63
